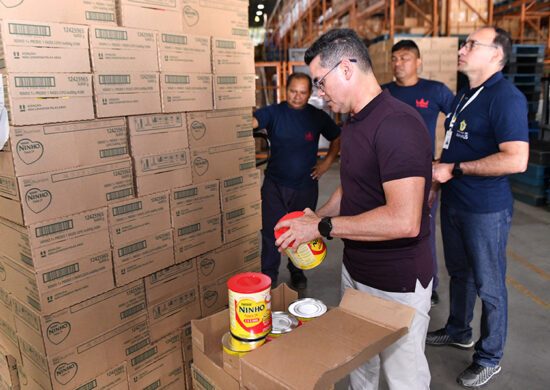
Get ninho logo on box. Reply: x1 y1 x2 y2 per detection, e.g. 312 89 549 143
16 138 44 165
54 362 78 385
25 187 52 213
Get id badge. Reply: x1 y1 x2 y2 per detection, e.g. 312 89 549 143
442 129 453 149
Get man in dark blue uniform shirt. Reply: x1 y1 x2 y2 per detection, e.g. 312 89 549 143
427 27 529 388
382 40 455 306
253 73 341 288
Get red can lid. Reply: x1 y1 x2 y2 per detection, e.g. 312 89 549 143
227 272 272 293
274 211 305 240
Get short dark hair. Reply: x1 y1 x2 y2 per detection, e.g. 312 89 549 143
304 28 372 72
286 72 312 91
490 26 513 68
391 39 420 58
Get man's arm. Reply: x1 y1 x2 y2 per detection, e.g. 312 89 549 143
317 185 343 217
252 117 259 130
433 141 529 183
311 137 341 180
275 177 425 251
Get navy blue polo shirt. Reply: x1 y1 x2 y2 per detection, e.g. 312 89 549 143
254 102 341 189
382 79 454 155
440 72 529 213
340 89 433 292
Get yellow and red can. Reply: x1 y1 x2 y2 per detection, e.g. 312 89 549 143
222 332 266 357
228 272 272 341
274 211 327 270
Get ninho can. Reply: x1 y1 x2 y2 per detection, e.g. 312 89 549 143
266 311 299 342
288 298 327 325
228 272 272 341
274 211 327 270
222 332 265 357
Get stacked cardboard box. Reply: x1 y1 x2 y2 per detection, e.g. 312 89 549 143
0 1 258 389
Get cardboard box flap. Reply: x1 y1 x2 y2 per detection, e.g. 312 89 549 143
240 289 415 390
339 288 416 331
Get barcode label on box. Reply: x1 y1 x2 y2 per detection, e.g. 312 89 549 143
99 74 131 85
226 209 244 220
42 263 79 283
173 187 197 200
112 201 142 216
106 188 133 201
165 75 190 84
100 147 127 158
126 339 149 356
15 76 56 88
75 379 97 390
95 28 127 40
224 177 243 188
131 346 157 367
215 40 236 49
35 219 74 238
8 23 51 37
162 34 187 45
120 303 145 320
217 76 237 85
86 11 115 22
118 240 147 257
178 223 200 236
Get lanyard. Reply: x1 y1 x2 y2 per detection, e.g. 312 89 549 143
443 86 484 149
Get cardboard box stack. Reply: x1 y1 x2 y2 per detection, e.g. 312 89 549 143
0 0 259 389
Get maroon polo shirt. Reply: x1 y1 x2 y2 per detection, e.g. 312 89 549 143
340 89 433 293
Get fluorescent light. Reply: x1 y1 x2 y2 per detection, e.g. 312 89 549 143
258 4 265 9
254 15 260 22
256 10 263 16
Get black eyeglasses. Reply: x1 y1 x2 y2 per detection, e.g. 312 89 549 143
313 59 357 91
459 40 498 51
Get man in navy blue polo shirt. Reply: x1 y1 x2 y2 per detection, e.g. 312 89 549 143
275 29 433 390
253 72 341 289
427 27 529 388
382 39 455 306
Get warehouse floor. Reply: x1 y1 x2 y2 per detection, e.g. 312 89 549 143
270 162 550 390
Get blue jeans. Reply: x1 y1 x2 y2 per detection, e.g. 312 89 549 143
260 176 318 283
440 204 512 367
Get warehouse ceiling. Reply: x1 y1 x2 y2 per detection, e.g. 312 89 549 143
249 0 277 27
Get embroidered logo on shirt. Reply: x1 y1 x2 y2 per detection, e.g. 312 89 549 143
459 120 467 132
305 132 314 141
456 120 469 140
416 98 429 108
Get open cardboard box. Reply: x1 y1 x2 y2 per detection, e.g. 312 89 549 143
192 284 415 390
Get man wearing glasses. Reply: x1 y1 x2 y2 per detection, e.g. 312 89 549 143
253 72 341 289
427 27 529 388
275 29 434 389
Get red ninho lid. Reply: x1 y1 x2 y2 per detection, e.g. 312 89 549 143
227 272 272 293
274 211 304 240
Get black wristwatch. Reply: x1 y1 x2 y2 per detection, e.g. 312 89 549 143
318 217 333 240
452 162 464 178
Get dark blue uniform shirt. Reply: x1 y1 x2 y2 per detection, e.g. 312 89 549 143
440 72 529 213
254 102 341 189
383 78 454 155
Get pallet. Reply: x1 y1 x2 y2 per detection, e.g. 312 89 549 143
517 83 542 93
528 101 540 114
523 91 542 102
511 44 546 56
529 141 550 165
504 62 544 74
509 178 547 195
511 186 547 207
503 73 542 84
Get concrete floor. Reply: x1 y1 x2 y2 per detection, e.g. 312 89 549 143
270 161 550 390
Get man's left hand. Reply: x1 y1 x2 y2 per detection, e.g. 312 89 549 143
432 162 454 183
275 208 321 252
311 159 330 180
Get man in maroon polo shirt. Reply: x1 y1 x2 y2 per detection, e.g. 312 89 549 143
274 29 434 390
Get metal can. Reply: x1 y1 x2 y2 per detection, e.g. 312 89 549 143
222 332 266 357
288 298 327 325
274 211 327 270
228 272 272 341
266 311 299 342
